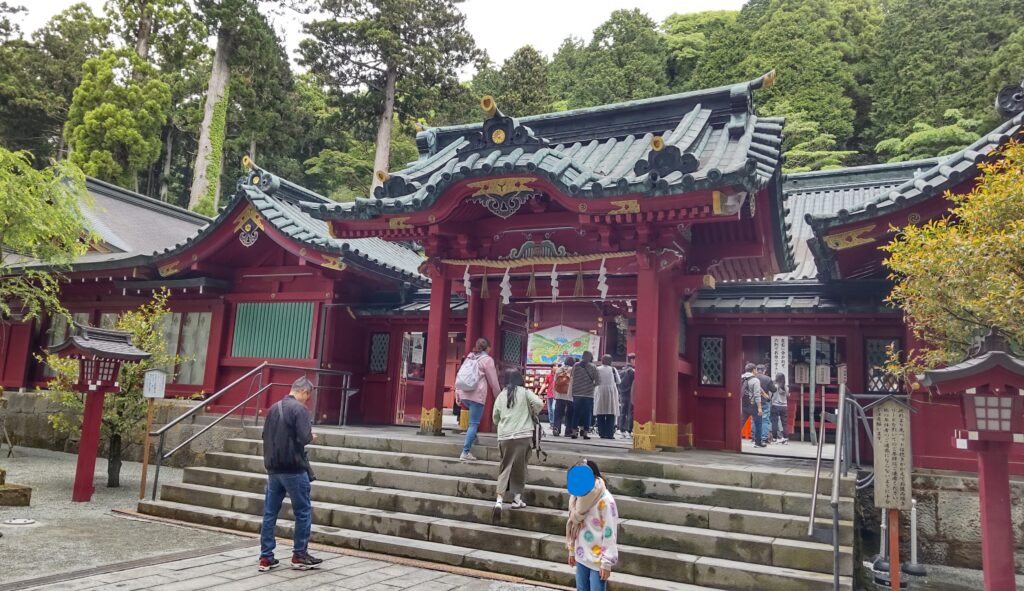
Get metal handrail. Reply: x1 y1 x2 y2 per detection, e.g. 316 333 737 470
807 383 847 591
148 362 351 500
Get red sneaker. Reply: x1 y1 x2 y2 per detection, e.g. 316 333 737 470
258 556 279 572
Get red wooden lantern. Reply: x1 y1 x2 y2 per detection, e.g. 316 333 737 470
49 324 149 502
919 332 1024 591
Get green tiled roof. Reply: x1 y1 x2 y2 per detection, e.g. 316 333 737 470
305 73 784 221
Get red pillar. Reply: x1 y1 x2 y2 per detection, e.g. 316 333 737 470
72 391 106 502
419 267 451 435
464 287 482 356
633 263 660 450
479 284 502 433
977 440 1016 591
656 279 679 447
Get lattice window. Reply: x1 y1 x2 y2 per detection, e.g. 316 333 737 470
699 336 724 386
866 338 901 393
502 331 524 366
97 359 119 382
369 333 390 374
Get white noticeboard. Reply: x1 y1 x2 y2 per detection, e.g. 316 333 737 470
873 399 912 510
770 336 789 382
143 370 167 399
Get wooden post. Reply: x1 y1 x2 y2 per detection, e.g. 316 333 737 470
419 265 451 436
889 509 900 591
138 398 155 500
977 440 1016 591
72 391 106 502
632 261 659 450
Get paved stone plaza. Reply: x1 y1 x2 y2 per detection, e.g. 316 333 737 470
11 543 551 591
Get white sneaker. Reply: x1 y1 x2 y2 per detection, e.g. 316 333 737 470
459 452 477 462
511 498 527 509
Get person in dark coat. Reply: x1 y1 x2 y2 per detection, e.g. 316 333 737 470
616 354 635 437
258 376 323 572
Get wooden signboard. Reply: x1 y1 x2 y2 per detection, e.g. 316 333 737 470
873 399 912 510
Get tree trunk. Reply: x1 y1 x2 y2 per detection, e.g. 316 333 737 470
134 6 154 61
107 433 122 488
159 127 174 202
249 136 256 165
188 29 232 211
370 67 398 190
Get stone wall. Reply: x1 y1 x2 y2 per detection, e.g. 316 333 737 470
858 468 1024 574
0 390 245 469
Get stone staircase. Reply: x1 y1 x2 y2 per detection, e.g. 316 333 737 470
138 427 856 591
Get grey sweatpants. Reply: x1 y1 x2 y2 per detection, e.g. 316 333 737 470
496 437 532 497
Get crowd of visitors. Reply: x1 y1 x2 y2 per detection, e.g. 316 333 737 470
740 362 789 447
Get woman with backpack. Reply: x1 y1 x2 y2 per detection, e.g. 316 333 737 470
566 459 619 590
570 351 599 439
491 368 544 520
552 357 575 436
455 337 501 462
593 355 620 439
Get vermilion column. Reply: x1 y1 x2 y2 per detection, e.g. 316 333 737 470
633 262 660 450
656 279 679 447
977 440 1016 591
418 266 450 436
479 284 502 433
464 287 482 356
72 391 106 502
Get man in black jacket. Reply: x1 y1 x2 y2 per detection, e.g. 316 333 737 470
258 376 323 572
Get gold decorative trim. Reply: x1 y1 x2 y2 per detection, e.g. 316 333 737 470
428 214 437 224
232 204 265 234
299 248 307 257
441 250 635 269
651 136 665 151
388 217 413 230
578 203 589 213
633 420 657 451
762 69 777 90
459 408 469 431
712 191 723 215
702 274 717 289
609 199 640 215
682 422 694 448
375 170 389 184
655 422 678 447
419 407 443 435
480 95 497 116
466 177 537 198
322 256 347 272
824 224 876 251
158 261 180 277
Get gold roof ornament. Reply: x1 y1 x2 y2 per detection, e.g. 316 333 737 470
241 154 253 170
375 170 389 184
480 95 498 117
762 69 777 90
651 136 666 151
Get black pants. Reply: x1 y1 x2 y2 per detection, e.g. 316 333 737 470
617 395 633 432
596 414 616 438
572 396 594 434
552 399 574 435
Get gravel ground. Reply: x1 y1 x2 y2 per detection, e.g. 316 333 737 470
0 446 241 586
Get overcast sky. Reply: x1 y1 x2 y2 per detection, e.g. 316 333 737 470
18 0 746 67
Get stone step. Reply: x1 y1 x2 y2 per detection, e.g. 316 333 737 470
138 498 716 591
220 440 855 521
185 464 852 546
242 427 856 498
180 465 851 565
142 487 847 589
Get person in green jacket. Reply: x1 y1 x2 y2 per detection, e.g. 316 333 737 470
492 367 544 520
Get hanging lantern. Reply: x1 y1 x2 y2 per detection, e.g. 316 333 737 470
526 266 537 297
574 265 585 297
597 258 609 300
550 264 559 302
463 265 472 298
480 269 490 299
500 267 512 304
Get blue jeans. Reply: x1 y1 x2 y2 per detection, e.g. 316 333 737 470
761 403 772 443
462 400 484 454
576 563 606 591
743 405 763 444
548 399 555 427
260 472 312 558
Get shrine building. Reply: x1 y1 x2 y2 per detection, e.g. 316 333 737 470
2 74 1023 473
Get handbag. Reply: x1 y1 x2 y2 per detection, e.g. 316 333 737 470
526 389 548 461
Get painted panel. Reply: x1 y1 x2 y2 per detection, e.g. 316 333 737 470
526 324 600 365
230 302 314 359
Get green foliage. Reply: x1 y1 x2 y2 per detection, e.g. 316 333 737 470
304 118 418 202
875 109 981 162
0 146 92 321
567 9 670 108
491 46 551 117
64 49 171 188
663 10 737 90
44 290 181 486
883 142 1024 374
0 3 109 160
866 0 1024 146
200 86 229 210
774 106 856 172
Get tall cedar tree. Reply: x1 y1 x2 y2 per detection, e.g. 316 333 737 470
63 49 171 190
494 46 552 117
300 0 478 189
662 10 737 91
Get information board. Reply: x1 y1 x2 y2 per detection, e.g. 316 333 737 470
873 399 912 510
143 370 167 399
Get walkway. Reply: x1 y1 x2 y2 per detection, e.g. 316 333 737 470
11 543 551 591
